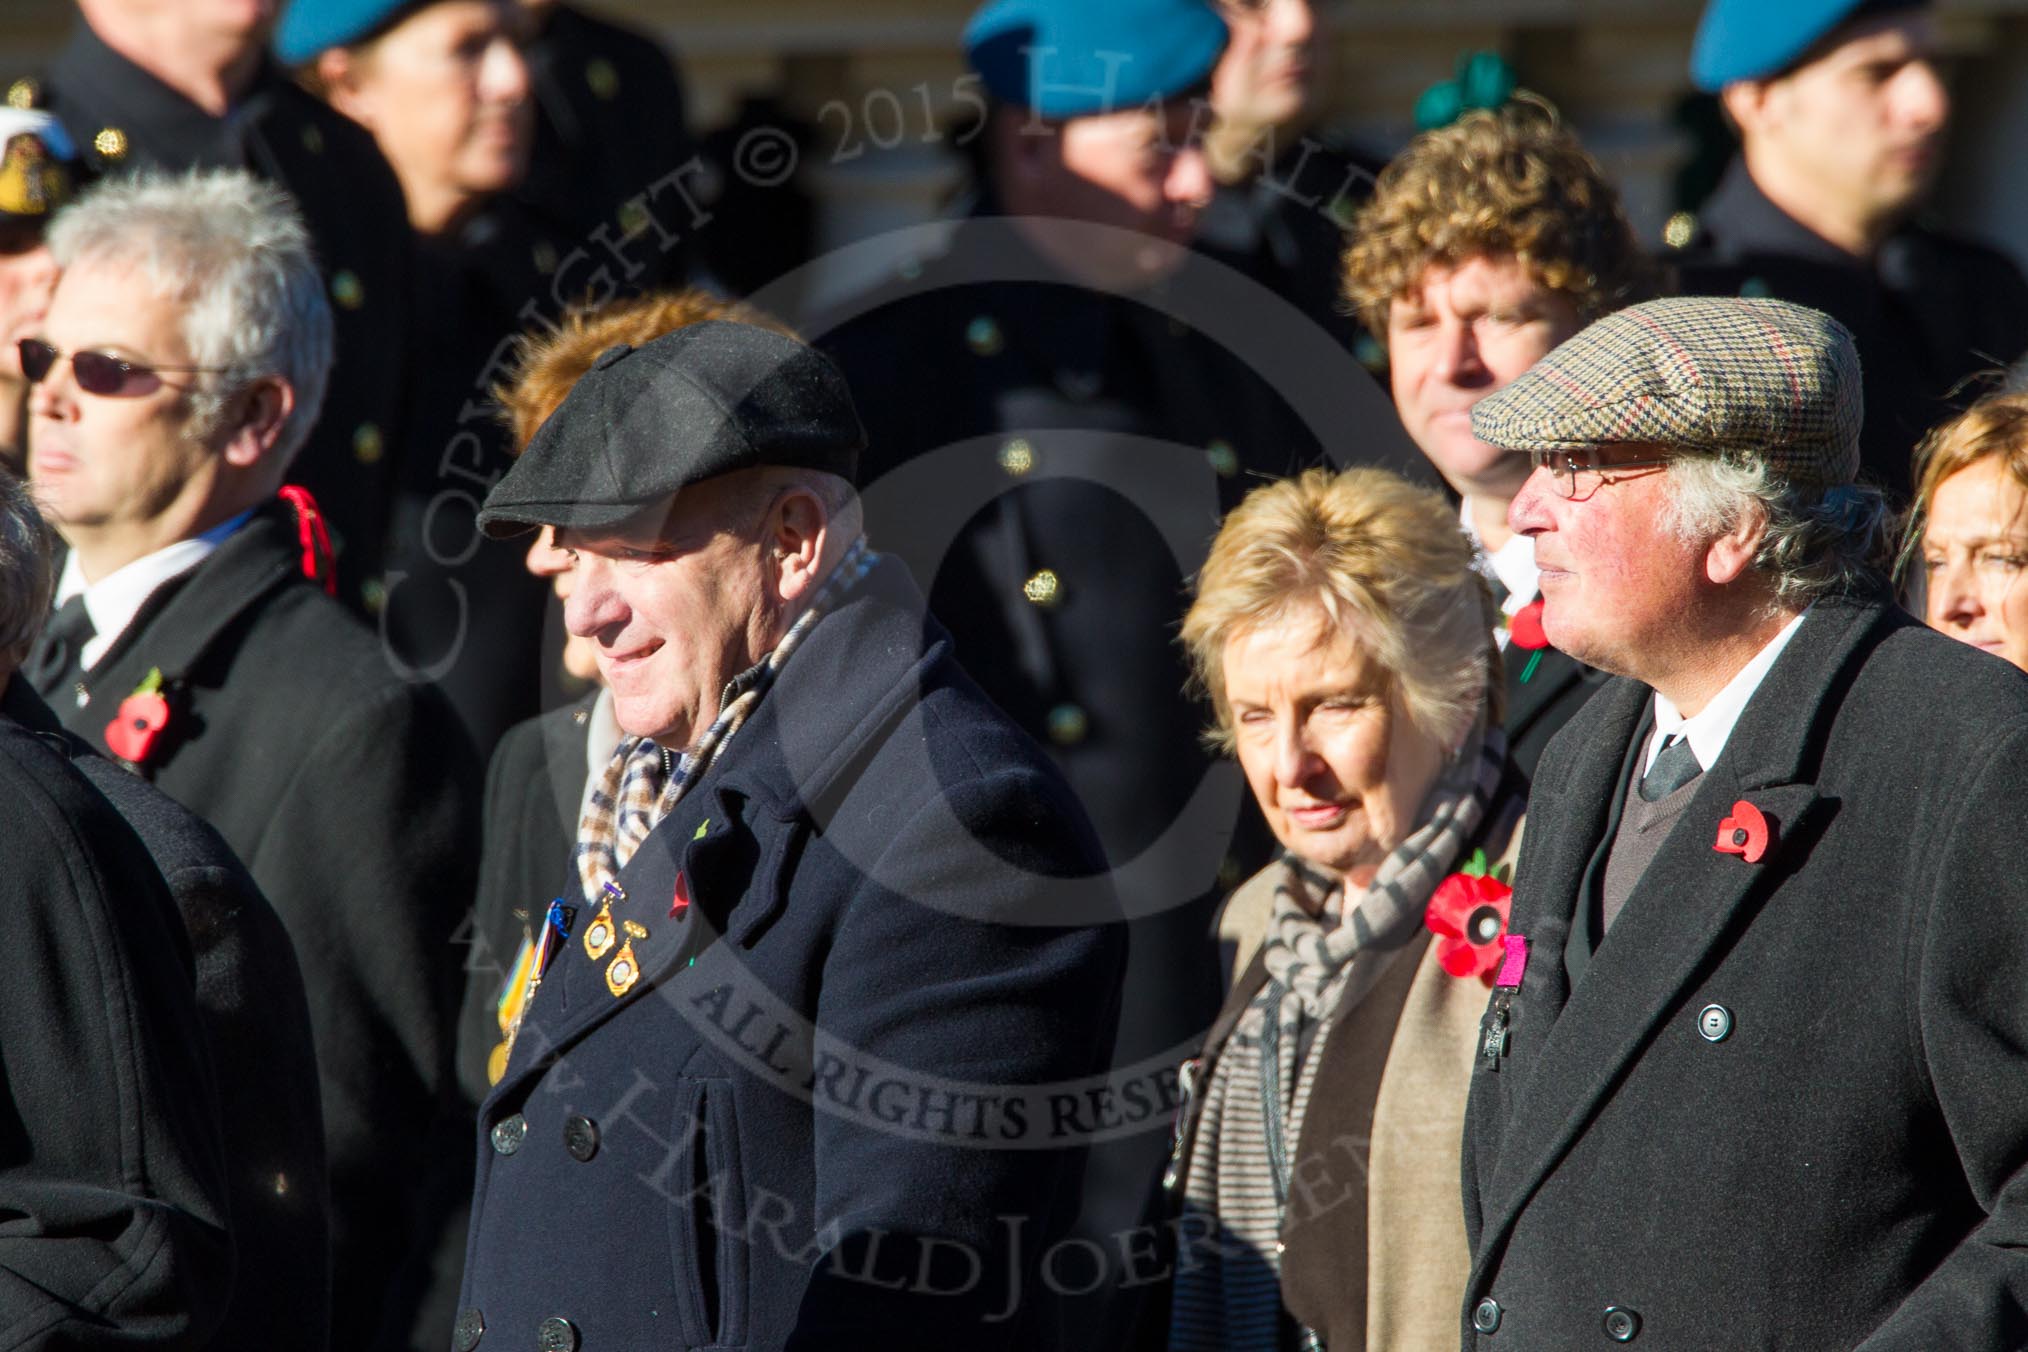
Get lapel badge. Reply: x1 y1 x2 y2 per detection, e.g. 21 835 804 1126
1713 800 1771 864
1494 933 1530 991
605 921 649 997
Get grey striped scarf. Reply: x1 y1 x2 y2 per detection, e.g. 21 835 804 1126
1169 715 1504 1351
574 536 876 903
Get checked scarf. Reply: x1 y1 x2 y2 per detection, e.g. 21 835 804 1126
573 536 876 904
1169 713 1505 1352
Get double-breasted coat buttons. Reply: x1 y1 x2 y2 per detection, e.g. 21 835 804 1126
1698 1003 1733 1042
1604 1305 1642 1341
1473 1297 1502 1333
536 1315 579 1351
563 1114 600 1162
453 1307 484 1350
489 1114 527 1156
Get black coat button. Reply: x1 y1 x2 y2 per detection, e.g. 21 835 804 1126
453 1307 484 1350
489 1114 527 1156
1604 1306 1641 1341
537 1315 579 1351
1473 1297 1502 1333
563 1114 600 1162
1697 1004 1733 1042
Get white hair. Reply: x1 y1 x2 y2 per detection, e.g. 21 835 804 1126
1665 454 1891 610
46 168 334 469
0 473 55 668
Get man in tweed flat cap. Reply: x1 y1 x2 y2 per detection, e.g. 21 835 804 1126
1457 295 2028 1349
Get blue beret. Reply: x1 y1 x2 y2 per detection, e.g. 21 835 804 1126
1691 0 1928 92
964 0 1229 118
275 0 419 65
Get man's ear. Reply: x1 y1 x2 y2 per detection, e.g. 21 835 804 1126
991 105 1060 202
1719 78 1775 139
218 377 295 471
768 488 829 603
317 48 374 127
1704 502 1769 587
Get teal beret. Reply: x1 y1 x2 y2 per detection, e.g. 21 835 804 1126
275 0 421 65
964 0 1229 118
1690 0 1928 93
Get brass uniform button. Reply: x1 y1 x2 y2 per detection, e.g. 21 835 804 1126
1022 568 1062 608
617 197 649 237
1662 210 1696 250
966 315 1003 357
1046 703 1088 746
6 78 39 110
1205 440 1239 477
532 240 559 275
585 58 620 101
330 269 365 310
997 438 1035 477
301 124 324 155
93 127 128 161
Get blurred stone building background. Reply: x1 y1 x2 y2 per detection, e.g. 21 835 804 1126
8 0 2028 302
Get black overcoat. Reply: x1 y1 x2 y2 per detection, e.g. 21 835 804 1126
27 503 481 1351
0 694 233 1347
4 679 331 1352
458 557 1127 1350
1462 597 2028 1349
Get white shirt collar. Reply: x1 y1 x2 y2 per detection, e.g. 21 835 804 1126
56 509 256 670
1460 495 1540 647
1645 609 1809 776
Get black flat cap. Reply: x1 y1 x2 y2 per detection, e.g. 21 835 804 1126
477 319 866 539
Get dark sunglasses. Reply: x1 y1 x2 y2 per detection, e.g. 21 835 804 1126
18 337 228 398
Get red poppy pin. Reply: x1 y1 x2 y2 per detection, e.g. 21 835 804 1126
1426 849 1515 984
105 667 171 767
671 869 691 918
1507 598 1549 683
1713 800 1772 863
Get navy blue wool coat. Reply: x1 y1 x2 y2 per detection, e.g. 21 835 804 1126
459 557 1126 1350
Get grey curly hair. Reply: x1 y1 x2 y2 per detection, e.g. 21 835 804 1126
1665 454 1891 610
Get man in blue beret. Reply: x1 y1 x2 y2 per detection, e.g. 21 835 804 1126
1668 0 2028 500
818 7 1419 1339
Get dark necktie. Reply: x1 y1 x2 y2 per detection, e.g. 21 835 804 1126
1638 734 1702 802
25 594 97 696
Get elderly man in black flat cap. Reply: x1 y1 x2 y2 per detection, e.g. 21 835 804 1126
457 320 1125 1351
1458 295 2028 1349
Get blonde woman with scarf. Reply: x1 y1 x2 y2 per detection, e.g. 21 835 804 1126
1161 466 1526 1351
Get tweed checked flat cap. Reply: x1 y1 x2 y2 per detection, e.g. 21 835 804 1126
1470 296 1863 486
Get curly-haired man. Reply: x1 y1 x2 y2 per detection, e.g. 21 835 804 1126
1342 99 1651 776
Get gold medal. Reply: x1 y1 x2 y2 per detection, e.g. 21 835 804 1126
606 921 648 997
583 881 625 960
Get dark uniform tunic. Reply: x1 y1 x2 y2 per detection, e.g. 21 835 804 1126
1193 128 1382 359
23 20 413 614
1666 160 2028 499
27 503 481 1352
815 208 1425 1350
519 2 695 290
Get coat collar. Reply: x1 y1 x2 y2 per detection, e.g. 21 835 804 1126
1472 595 1896 1276
79 503 304 705
1701 159 1862 270
488 555 957 1100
